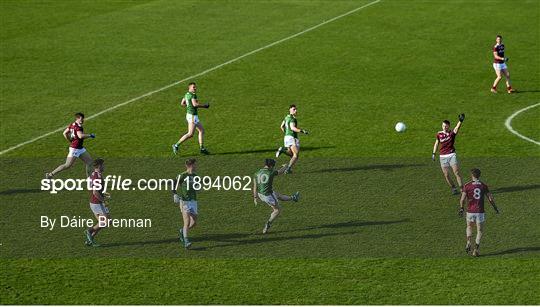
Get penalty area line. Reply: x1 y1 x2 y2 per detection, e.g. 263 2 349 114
0 0 381 156
504 102 540 146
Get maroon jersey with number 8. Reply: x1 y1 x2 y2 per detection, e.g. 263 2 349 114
463 180 489 213
68 122 84 149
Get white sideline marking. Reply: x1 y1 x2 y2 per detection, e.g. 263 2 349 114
0 0 381 156
504 103 540 146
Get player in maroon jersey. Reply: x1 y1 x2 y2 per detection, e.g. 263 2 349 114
491 35 514 94
84 158 110 247
432 113 465 195
46 113 95 179
459 168 499 257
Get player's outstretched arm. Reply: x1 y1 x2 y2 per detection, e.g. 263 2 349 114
77 131 95 139
191 98 209 108
454 113 465 134
487 192 499 214
432 139 439 161
290 122 308 134
458 191 466 216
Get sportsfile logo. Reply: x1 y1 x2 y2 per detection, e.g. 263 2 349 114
40 175 252 194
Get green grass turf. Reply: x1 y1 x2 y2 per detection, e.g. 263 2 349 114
1 0 539 304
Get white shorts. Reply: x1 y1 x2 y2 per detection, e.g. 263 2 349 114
90 202 109 215
186 114 200 124
466 212 485 224
493 63 508 71
440 152 458 168
258 192 279 207
68 147 87 158
180 200 198 215
284 135 300 148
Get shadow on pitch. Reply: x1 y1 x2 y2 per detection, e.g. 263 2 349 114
491 184 540 194
215 145 336 156
307 164 423 174
200 219 409 249
481 246 540 257
101 238 179 248
0 188 42 196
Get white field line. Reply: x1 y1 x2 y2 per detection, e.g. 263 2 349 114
0 0 381 156
504 103 540 146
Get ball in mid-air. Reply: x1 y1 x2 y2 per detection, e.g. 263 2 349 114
395 122 407 133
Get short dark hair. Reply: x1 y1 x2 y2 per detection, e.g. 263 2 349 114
442 120 450 125
289 104 296 109
185 158 196 167
496 34 502 39
75 112 85 119
93 158 104 168
264 158 276 167
471 168 481 178
188 82 196 87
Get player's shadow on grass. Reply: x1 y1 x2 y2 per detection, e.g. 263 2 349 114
201 219 409 249
101 238 179 248
307 164 423 174
481 246 540 257
0 188 42 195
215 145 336 156
491 184 540 194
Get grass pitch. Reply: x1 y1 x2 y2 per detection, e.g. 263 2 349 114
1 0 539 304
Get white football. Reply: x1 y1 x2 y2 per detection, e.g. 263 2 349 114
395 122 407 133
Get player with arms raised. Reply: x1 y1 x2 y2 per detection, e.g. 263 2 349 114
172 82 210 155
491 35 514 94
46 112 95 179
253 158 300 234
432 114 465 195
173 158 199 249
84 158 110 247
459 168 499 257
275 105 309 174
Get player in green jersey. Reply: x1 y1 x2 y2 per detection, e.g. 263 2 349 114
275 104 309 173
172 82 210 155
252 158 300 234
172 158 200 249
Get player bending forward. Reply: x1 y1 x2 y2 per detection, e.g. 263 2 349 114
432 113 465 195
172 82 210 156
46 112 95 178
253 158 300 234
491 35 515 94
459 168 499 257
275 104 309 174
84 158 110 247
173 158 199 249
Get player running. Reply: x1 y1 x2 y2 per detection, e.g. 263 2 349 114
172 82 210 156
173 158 199 249
84 158 110 247
491 35 515 94
432 114 465 195
46 113 95 178
459 168 499 257
275 104 309 174
253 158 300 234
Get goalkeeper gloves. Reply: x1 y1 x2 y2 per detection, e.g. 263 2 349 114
458 113 465 122
301 129 309 135
504 57 509 62
173 194 181 204
431 153 435 161
89 133 96 139
458 207 464 217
